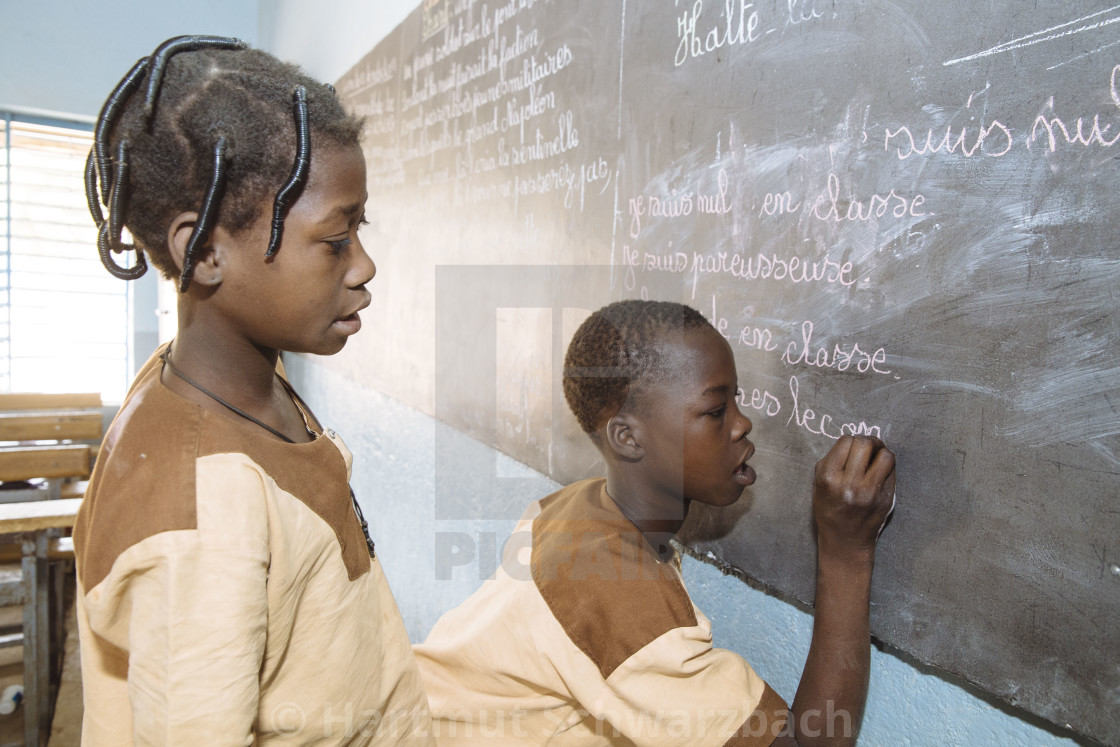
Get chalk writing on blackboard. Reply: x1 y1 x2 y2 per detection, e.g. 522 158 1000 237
335 2 1120 741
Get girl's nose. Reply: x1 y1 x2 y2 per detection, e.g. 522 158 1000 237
351 242 376 287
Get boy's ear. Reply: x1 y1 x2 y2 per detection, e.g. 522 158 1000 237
605 413 643 461
167 211 223 286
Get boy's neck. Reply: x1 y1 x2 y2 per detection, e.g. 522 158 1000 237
604 466 689 541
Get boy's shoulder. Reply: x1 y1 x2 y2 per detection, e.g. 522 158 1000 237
529 479 699 679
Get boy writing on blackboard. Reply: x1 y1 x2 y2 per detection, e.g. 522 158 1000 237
413 299 896 745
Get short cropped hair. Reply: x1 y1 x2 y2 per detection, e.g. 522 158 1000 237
562 300 712 435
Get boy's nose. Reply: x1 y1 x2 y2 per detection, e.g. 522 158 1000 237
734 407 752 440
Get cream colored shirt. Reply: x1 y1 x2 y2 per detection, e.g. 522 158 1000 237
414 479 788 746
75 348 433 745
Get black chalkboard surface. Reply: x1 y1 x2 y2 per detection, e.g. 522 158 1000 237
336 2 1120 742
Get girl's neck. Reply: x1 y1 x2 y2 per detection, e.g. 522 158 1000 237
169 316 279 405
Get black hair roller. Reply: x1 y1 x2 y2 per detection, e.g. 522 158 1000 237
83 148 104 227
94 56 149 205
265 85 310 258
97 140 147 281
143 35 248 123
107 140 130 248
178 136 229 292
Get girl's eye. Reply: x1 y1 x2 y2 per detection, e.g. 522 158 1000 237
327 238 351 253
707 406 726 419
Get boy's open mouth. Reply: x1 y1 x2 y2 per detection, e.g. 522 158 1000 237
733 459 756 486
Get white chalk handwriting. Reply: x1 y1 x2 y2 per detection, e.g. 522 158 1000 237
730 376 884 440
1028 64 1120 151
693 247 855 297
885 98 1012 159
737 385 782 417
884 67 1120 159
810 173 929 223
787 375 883 440
705 295 779 351
628 168 733 238
675 0 762 67
781 321 891 375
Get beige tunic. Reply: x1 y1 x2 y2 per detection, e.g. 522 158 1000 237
74 348 433 745
414 479 789 746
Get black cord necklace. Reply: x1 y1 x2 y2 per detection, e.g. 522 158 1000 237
160 344 376 558
160 345 309 443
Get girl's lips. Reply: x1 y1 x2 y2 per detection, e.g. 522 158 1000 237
333 295 369 335
332 312 362 335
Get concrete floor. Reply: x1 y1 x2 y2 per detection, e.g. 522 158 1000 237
0 580 82 746
47 596 81 746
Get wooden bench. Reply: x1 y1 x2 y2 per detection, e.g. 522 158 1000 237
0 393 101 503
0 410 102 442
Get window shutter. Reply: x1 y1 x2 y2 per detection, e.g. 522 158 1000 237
0 114 131 401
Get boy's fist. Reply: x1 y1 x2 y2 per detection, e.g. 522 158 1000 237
812 436 896 558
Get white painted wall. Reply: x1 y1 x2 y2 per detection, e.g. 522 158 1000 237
257 0 414 85
0 0 259 119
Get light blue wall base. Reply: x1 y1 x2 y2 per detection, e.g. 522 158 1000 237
285 355 1088 747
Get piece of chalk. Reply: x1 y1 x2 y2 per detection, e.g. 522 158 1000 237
877 491 897 538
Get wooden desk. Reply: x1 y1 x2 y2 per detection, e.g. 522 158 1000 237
0 394 100 745
0 498 81 747
0 499 82 534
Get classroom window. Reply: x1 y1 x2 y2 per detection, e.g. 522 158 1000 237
0 112 131 402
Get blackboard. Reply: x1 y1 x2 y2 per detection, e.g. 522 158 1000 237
334 2 1120 742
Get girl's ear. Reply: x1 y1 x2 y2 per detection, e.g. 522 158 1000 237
167 211 223 286
605 413 644 461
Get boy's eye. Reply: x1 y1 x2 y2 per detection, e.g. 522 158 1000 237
706 406 726 418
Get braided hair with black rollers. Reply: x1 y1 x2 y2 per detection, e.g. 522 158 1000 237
83 35 364 290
